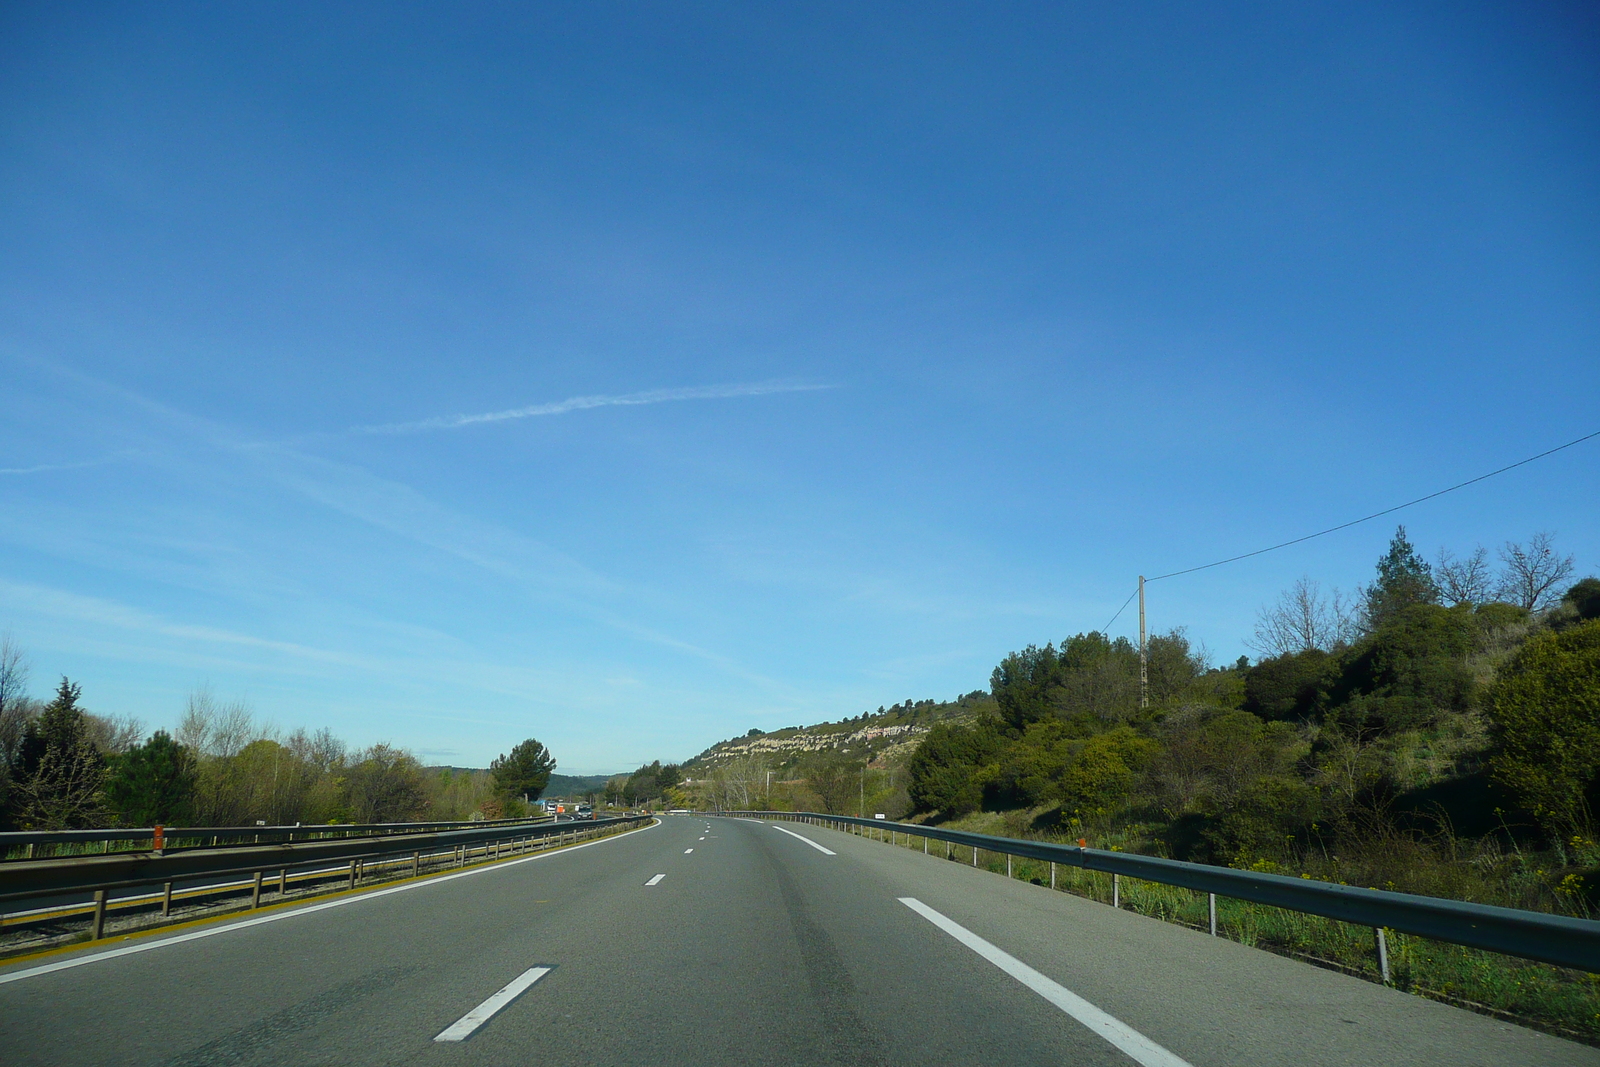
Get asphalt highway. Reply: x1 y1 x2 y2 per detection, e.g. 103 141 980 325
0 814 1592 1066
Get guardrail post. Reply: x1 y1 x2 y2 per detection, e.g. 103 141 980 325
946 840 951 861
412 851 420 878
1209 893 1217 935
972 845 978 868
1112 873 1121 908
1050 861 1056 890
91 889 107 940
251 871 263 909
1376 927 1391 984
924 836 928 855
279 869 288 897
348 860 357 890
162 881 173 916
1006 854 1012 879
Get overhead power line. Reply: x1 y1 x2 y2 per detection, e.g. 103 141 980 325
1099 587 1140 635
1146 427 1600 583
1092 427 1598 640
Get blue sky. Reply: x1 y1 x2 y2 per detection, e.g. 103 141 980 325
2 3 1596 773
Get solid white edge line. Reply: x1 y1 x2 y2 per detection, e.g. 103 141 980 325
897 897 1193 1067
768 823 836 855
0 819 662 987
433 965 552 1042
645 874 665 886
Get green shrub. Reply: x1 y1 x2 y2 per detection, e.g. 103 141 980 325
1244 649 1330 721
1487 619 1600 838
1563 578 1600 622
1058 727 1156 811
907 718 1005 815
1325 604 1476 733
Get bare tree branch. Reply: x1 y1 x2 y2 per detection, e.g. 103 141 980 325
1436 545 1495 606
1497 532 1575 611
1249 577 1348 657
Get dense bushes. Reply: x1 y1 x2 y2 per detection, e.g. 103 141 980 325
1488 619 1600 838
1243 649 1329 721
1323 604 1476 733
907 719 1004 815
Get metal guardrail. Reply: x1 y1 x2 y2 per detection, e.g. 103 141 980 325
720 810 1600 975
0 814 560 857
0 814 652 942
0 815 647 903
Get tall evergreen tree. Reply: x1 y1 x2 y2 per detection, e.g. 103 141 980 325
1362 525 1440 629
490 738 556 802
8 678 105 829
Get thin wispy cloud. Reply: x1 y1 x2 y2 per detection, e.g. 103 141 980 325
0 578 367 668
0 450 144 476
5 360 802 697
347 379 834 436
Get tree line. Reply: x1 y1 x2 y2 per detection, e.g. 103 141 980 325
604 760 686 809
0 646 555 831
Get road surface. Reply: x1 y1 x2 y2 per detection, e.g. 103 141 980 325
0 814 1591 1066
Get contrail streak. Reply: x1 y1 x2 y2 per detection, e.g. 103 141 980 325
349 379 834 435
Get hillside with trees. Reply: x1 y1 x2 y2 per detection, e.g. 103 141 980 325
637 529 1600 926
649 692 995 814
900 528 1600 921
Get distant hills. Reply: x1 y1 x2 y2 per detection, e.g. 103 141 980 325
418 768 614 799
685 691 992 771
544 772 614 798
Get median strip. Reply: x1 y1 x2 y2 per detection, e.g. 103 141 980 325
898 897 1192 1067
434 966 552 1042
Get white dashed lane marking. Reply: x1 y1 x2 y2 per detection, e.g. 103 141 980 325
434 966 552 1043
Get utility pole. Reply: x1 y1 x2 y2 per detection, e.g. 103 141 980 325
1138 574 1149 709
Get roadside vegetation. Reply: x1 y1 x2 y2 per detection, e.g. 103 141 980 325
0 646 555 832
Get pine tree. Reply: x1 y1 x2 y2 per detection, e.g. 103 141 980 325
104 731 196 826
8 678 106 829
489 738 556 802
1362 526 1440 630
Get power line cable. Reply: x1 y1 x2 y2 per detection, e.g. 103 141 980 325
1098 587 1140 635
1145 427 1600 583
